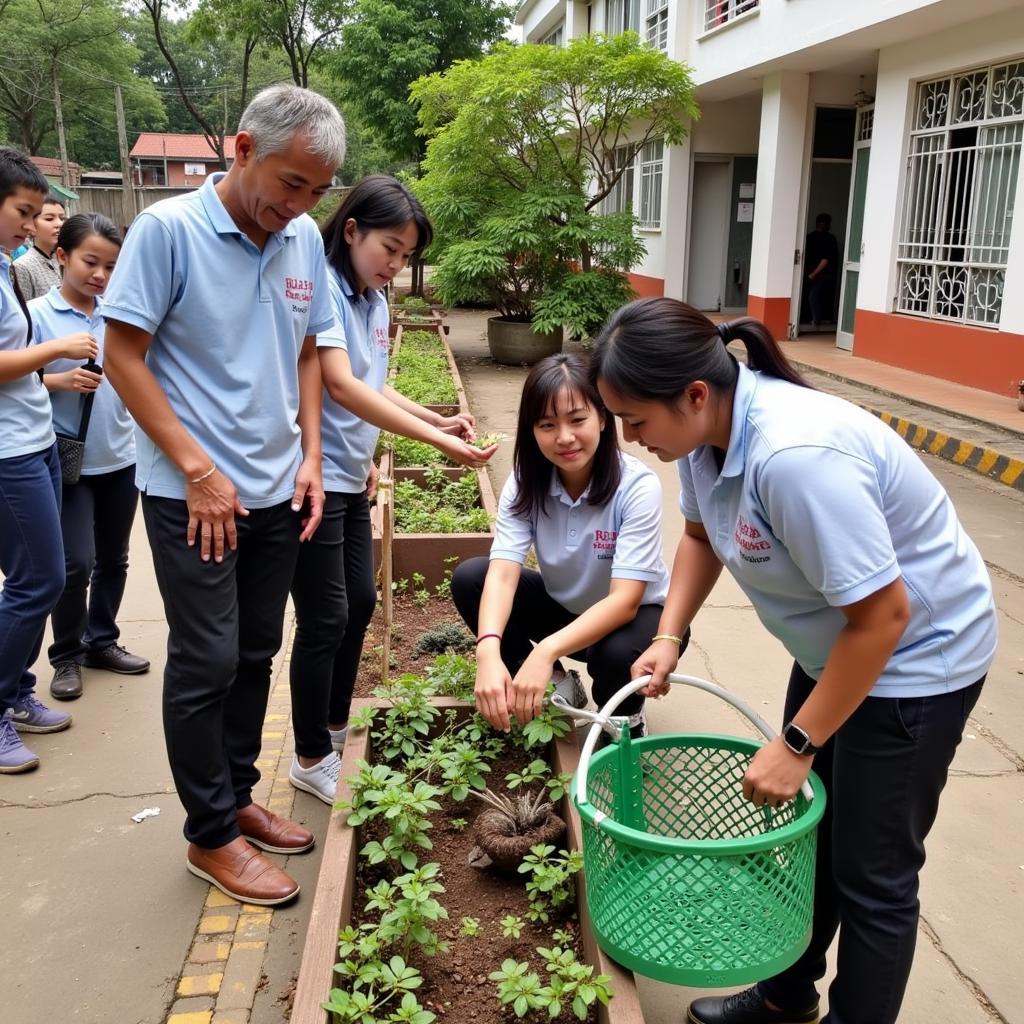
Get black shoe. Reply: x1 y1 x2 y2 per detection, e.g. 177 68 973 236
687 987 819 1024
82 643 150 675
50 662 83 701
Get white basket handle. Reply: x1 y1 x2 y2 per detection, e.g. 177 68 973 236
566 673 815 807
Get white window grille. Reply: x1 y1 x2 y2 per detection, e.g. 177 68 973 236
645 0 668 50
607 0 640 34
857 107 874 143
896 60 1023 327
601 146 636 214
638 140 664 229
540 22 564 47
704 0 759 33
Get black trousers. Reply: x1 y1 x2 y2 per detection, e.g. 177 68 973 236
759 662 984 1024
289 490 377 759
451 555 679 716
48 465 139 665
143 496 300 848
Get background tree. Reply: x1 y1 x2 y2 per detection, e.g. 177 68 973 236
413 33 698 338
331 0 513 167
0 0 162 165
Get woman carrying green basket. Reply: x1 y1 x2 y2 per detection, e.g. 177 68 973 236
591 297 997 1024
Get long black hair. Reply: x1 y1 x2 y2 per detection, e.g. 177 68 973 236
510 353 621 521
0 147 49 345
322 175 432 294
57 213 122 255
591 297 810 406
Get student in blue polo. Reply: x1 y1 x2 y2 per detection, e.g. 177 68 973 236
102 85 347 907
591 297 998 1024
31 213 150 703
451 352 678 735
287 176 493 805
0 148 77 776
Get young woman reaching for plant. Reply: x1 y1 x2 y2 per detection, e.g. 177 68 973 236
591 297 997 1024
288 176 497 805
451 352 679 735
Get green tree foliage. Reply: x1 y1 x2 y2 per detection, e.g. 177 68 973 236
331 0 513 166
0 0 163 166
412 33 698 338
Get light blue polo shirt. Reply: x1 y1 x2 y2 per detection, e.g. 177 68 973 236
101 174 334 507
678 362 997 697
0 252 54 460
316 268 390 493
30 289 135 476
491 451 670 614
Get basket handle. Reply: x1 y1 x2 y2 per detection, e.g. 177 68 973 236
571 673 816 810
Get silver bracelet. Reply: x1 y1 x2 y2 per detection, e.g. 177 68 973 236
190 463 217 484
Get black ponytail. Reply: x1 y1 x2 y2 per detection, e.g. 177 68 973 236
591 297 810 405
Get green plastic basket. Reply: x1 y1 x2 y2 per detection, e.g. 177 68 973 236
567 674 826 987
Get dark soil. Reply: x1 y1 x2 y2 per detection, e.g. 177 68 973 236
354 592 471 697
348 593 599 1024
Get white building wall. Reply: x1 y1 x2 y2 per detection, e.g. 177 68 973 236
858 7 1024 333
516 0 569 42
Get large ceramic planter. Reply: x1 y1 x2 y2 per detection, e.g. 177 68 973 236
487 315 563 366
291 698 646 1024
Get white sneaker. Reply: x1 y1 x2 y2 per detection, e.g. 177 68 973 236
553 670 587 709
329 726 348 753
289 752 341 805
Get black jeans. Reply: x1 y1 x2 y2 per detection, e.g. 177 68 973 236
49 465 139 665
759 662 984 1024
289 490 377 759
451 556 679 716
143 496 301 848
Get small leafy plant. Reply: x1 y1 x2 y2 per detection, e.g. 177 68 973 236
392 331 457 405
518 844 584 924
500 914 525 939
412 622 475 657
394 468 491 535
470 431 506 449
460 916 481 937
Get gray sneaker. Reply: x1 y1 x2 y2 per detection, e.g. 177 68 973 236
7 696 72 734
0 716 40 773
553 670 587 709
289 752 341 805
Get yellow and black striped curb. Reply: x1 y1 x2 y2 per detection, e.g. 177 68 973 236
868 408 1024 492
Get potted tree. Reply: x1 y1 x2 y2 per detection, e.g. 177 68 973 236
412 33 697 363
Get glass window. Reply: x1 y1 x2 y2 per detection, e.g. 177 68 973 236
638 140 664 229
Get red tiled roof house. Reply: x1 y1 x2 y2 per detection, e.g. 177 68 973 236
129 133 237 187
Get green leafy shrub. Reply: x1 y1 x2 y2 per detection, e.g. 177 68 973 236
394 468 491 534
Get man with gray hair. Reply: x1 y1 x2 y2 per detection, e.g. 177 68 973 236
103 84 345 904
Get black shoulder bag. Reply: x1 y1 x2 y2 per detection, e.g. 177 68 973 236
55 361 101 485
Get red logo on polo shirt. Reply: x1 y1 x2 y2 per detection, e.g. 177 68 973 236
735 515 772 564
593 529 617 560
374 326 389 350
285 277 313 302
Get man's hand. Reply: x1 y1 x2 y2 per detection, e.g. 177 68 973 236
366 461 379 501
186 469 249 563
293 456 324 542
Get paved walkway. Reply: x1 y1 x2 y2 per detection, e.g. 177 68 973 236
2 305 1020 1024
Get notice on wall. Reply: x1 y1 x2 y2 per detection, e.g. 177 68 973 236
737 201 754 223
739 182 755 199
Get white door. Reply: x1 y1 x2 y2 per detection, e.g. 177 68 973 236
836 107 873 351
687 160 731 311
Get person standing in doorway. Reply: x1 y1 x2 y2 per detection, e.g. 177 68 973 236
103 85 346 906
804 213 839 328
14 194 66 300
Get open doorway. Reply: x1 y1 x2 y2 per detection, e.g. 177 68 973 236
799 107 856 334
688 159 732 311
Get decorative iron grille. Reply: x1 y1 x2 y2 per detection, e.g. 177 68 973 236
704 0 759 33
896 60 1023 327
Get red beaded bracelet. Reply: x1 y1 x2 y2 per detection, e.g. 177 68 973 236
476 633 502 645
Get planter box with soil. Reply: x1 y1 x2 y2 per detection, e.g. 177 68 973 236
291 690 644 1024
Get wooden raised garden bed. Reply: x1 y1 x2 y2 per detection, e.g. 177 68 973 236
291 696 644 1024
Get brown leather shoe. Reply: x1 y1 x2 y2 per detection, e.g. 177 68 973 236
237 801 315 854
186 837 299 906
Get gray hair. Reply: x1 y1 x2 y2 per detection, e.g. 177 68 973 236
238 84 346 168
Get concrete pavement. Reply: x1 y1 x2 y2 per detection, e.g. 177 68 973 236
1 305 1021 1024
